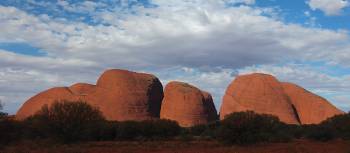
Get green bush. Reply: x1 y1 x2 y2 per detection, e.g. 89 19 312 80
217 111 290 145
98 121 118 141
25 100 106 143
0 118 22 148
0 102 21 147
16 101 181 143
321 112 350 140
115 121 143 140
141 119 181 139
0 102 7 119
284 124 304 139
301 113 350 141
187 121 220 139
115 119 181 140
303 124 335 141
189 124 208 136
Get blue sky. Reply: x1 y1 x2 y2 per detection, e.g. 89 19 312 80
0 0 349 114
255 0 350 29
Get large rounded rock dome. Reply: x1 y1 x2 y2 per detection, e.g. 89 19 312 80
220 73 300 124
160 81 218 127
16 69 164 121
220 73 343 125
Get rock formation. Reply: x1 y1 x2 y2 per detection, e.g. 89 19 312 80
282 82 343 124
220 73 343 124
220 73 299 124
16 69 164 121
160 81 218 127
17 69 342 125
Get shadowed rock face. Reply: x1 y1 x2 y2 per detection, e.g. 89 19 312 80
160 81 218 127
220 73 343 125
202 91 219 122
282 82 344 124
16 69 164 121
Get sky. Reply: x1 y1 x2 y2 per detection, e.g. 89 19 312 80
0 0 350 114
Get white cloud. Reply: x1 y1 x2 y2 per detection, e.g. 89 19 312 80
330 95 350 112
0 4 349 69
224 0 256 5
57 0 105 14
307 0 349 16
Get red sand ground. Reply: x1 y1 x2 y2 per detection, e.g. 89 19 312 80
2 140 349 153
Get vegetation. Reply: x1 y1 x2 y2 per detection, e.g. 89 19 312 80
0 101 7 118
1 100 182 145
114 119 181 140
1 101 349 147
217 111 291 144
23 100 106 143
0 101 21 148
319 112 350 140
298 112 350 141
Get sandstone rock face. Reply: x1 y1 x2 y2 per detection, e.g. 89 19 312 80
220 73 299 124
160 81 218 127
16 69 164 121
16 87 82 120
282 82 344 124
94 69 164 121
220 73 343 125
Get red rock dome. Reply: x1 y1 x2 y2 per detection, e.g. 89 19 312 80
93 69 164 121
282 82 344 124
16 87 80 120
160 81 218 127
16 69 164 121
220 73 344 125
220 73 300 124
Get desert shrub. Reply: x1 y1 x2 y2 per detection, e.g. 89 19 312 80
0 102 21 147
115 121 143 140
141 119 181 139
217 111 290 145
303 124 335 141
188 124 208 136
320 112 350 140
0 118 22 148
115 119 181 140
284 124 304 139
302 113 350 141
98 121 118 141
0 101 7 119
178 130 194 142
24 100 106 143
187 121 220 139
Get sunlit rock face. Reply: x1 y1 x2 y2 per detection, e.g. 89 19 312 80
16 69 164 121
160 81 218 127
220 73 343 125
282 82 344 124
220 73 300 124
